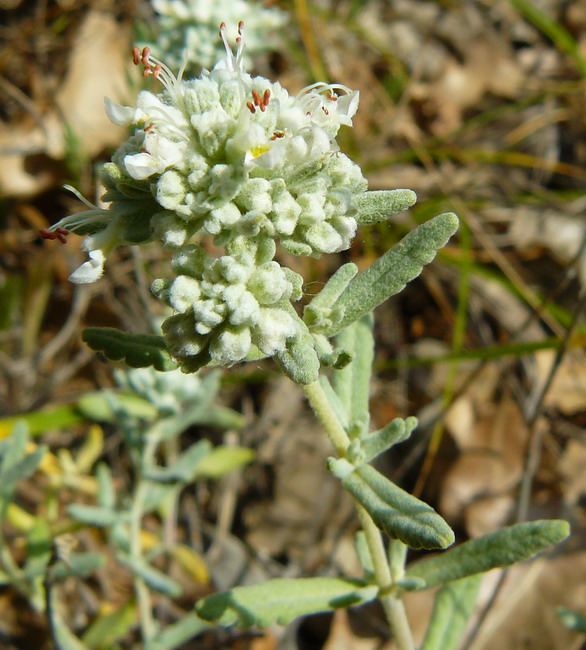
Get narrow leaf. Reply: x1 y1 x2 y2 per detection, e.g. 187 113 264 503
360 416 418 462
82 328 177 371
421 575 482 650
67 504 122 527
332 316 374 432
81 602 136 649
77 392 158 422
326 213 459 335
145 613 211 650
353 189 417 225
340 463 454 550
195 577 377 627
146 440 212 483
407 520 570 589
303 263 358 332
318 376 349 429
121 555 182 597
192 446 255 479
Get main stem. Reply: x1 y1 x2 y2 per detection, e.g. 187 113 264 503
302 380 414 650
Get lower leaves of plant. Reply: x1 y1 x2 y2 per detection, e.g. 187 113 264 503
195 577 378 627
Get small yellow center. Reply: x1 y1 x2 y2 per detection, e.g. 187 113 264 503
250 144 270 158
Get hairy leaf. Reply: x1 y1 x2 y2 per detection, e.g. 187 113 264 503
196 577 377 627
82 328 177 371
353 189 417 225
407 520 570 589
421 575 482 650
326 213 459 335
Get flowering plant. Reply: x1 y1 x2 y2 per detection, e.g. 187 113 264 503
41 23 569 649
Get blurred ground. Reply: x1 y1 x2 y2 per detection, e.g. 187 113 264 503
1 0 586 648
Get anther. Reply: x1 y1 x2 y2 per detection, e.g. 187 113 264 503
153 64 162 78
322 106 330 115
263 89 271 106
251 89 262 106
219 21 226 38
141 47 151 66
270 131 285 140
132 47 140 65
327 92 338 101
246 102 256 114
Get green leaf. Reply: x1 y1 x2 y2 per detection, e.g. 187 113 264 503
333 461 454 550
121 555 182 597
0 405 85 439
77 392 158 422
303 263 358 332
332 316 374 433
144 613 211 650
81 602 136 649
421 575 482 650
195 577 377 627
67 504 123 527
353 189 417 225
558 607 586 634
275 304 320 385
192 446 255 480
146 440 212 483
82 328 177 372
318 376 349 429
359 416 418 463
50 553 105 580
407 520 570 589
326 213 459 336
97 464 116 510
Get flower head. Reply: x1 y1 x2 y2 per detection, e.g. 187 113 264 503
44 24 370 375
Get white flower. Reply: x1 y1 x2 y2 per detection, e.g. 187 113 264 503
147 0 287 73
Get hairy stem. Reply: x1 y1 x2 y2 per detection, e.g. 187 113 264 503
302 380 414 650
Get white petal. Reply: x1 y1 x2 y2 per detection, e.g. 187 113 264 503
124 152 157 180
69 249 105 284
104 97 134 126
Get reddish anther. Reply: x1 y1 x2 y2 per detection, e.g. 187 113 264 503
270 131 285 140
246 102 256 114
251 89 261 106
152 64 162 78
263 89 271 106
219 21 226 38
238 20 244 34
143 67 153 78
141 47 151 66
322 106 330 115
132 46 140 65
40 227 69 244
326 92 338 101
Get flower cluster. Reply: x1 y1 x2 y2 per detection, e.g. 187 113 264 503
147 0 287 73
44 23 370 376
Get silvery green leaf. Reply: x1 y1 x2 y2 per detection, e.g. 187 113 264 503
331 316 373 433
192 446 255 479
121 555 182 597
97 463 116 509
51 617 89 650
146 440 212 483
82 328 177 371
50 553 105 581
421 575 482 650
326 213 459 336
340 464 454 550
318 376 349 429
407 520 570 589
275 305 320 385
144 613 211 650
195 577 377 627
303 263 358 332
360 416 418 463
77 391 158 422
353 189 417 225
354 531 374 577
67 504 123 527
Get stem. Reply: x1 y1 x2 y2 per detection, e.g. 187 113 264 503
302 381 350 455
129 433 159 642
302 380 414 650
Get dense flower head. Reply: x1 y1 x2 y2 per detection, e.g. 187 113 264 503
148 0 287 73
44 24 370 373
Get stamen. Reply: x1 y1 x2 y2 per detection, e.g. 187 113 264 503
246 102 256 114
252 89 262 106
132 47 140 65
270 131 285 140
263 89 271 106
40 228 70 244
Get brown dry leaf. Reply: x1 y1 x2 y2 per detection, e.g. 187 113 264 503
471 552 586 650
0 11 129 198
441 390 528 533
559 439 586 507
534 350 586 414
